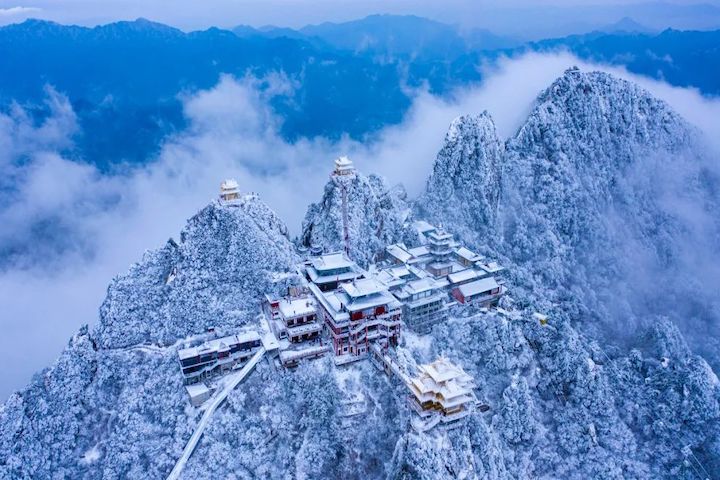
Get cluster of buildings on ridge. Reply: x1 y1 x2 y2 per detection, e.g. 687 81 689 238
293 217 507 367
177 158 508 429
378 220 506 330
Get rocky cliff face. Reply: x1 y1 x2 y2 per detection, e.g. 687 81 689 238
419 68 720 347
300 168 411 266
418 111 503 241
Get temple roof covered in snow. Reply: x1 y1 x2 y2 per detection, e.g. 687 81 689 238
333 156 355 176
457 277 500 298
340 278 386 299
177 331 261 361
311 252 354 272
278 297 316 319
409 357 476 406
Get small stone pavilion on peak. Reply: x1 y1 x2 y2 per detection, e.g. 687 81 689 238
219 179 240 202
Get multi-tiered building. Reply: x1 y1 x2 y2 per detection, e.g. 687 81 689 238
178 331 263 385
332 156 356 256
265 290 321 343
333 155 356 176
393 277 447 333
383 221 507 310
408 357 477 431
311 277 402 363
263 288 328 367
219 179 240 202
424 228 458 277
302 251 364 292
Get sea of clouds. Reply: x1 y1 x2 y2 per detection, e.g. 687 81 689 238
0 51 719 399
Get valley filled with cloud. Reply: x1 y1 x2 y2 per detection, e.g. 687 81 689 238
1 51 719 398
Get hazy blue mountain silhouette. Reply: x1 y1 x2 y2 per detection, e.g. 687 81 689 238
2 16 719 169
527 28 720 95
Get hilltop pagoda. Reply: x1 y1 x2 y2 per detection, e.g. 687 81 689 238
219 179 240 202
333 156 356 177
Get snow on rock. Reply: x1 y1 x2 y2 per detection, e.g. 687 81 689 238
96 196 298 349
0 196 301 478
388 429 478 479
421 67 720 346
80 445 102 465
0 326 109 479
418 111 503 242
300 167 411 266
414 67 720 477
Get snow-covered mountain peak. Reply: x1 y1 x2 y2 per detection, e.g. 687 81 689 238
502 68 701 256
417 111 503 244
519 67 696 160
444 111 496 144
95 195 298 349
301 160 411 266
420 67 701 248
419 67 720 376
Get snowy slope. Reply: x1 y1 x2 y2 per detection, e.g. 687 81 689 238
0 195 300 479
300 169 412 266
420 68 720 347
413 68 720 477
96 196 298 349
418 111 503 242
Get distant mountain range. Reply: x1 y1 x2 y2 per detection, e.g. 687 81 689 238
233 14 522 55
1 15 720 168
602 16 656 35
464 2 720 39
0 17 417 168
526 28 720 96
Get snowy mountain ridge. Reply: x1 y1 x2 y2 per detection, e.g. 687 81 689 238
419 67 719 347
1 68 719 479
97 195 298 349
418 111 503 242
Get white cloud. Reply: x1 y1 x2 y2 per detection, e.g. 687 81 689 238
0 6 41 17
1 51 720 399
